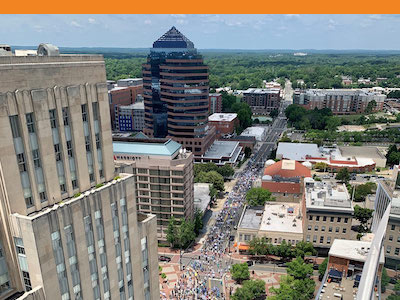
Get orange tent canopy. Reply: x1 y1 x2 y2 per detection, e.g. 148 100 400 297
238 244 249 251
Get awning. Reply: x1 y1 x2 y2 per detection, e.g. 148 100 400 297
238 244 249 251
328 269 343 279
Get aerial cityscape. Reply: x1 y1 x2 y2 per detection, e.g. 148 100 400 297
2 14 400 300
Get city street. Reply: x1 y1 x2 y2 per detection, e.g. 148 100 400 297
159 106 288 299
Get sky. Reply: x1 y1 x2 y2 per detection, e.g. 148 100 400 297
1 14 400 50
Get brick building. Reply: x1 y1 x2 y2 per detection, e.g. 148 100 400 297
261 160 311 203
108 83 143 130
208 113 238 138
209 93 222 114
242 88 281 115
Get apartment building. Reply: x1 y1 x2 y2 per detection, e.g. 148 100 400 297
115 101 145 132
113 138 194 241
0 46 159 300
293 89 385 115
242 88 281 115
209 93 222 114
108 81 143 130
303 178 354 254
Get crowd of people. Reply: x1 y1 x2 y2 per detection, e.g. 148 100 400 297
161 116 283 299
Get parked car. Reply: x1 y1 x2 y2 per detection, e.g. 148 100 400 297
159 255 171 262
246 260 254 266
322 175 330 179
277 262 287 267
313 264 320 270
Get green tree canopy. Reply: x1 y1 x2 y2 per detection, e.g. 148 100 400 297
231 279 266 300
195 171 225 191
335 168 350 183
350 182 377 202
293 241 317 258
246 188 274 206
230 263 250 283
269 275 315 300
287 257 313 280
354 205 374 232
318 258 328 277
381 267 390 293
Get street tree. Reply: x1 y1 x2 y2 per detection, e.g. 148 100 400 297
231 279 266 300
219 164 235 178
193 209 203 236
318 258 328 277
276 240 293 261
230 263 250 283
269 275 315 300
286 257 313 280
381 267 390 293
335 168 350 183
354 205 374 232
293 241 316 258
195 171 225 191
246 188 274 206
350 182 377 202
178 219 196 249
166 216 178 247
314 162 328 172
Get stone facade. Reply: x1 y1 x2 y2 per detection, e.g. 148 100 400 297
0 54 159 300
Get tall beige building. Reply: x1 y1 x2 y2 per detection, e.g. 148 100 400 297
0 46 159 300
303 178 354 254
113 138 194 241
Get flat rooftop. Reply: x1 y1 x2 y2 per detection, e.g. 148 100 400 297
339 146 386 160
305 178 353 213
202 140 241 161
259 202 303 234
303 89 385 97
194 183 211 214
119 102 144 110
329 239 385 264
113 139 181 157
277 142 319 161
239 206 264 230
208 113 237 122
243 88 280 95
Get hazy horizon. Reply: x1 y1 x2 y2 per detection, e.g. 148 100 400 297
2 14 400 50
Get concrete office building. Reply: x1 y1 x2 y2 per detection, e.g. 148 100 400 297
242 88 281 115
236 203 304 250
142 27 216 156
303 178 354 253
293 89 385 115
0 47 159 300
113 138 194 241
115 102 145 132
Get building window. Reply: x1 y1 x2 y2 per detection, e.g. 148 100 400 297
329 226 332 232
314 226 318 231
344 218 348 223
321 226 325 232
316 216 320 221
389 235 394 241
81 104 88 122
335 227 339 233
50 109 57 128
395 248 400 256
387 246 392 254
323 216 327 222
62 108 69 126
320 236 324 243
307 225 311 231
392 225 396 231
342 228 347 234
397 236 400 243
327 237 331 244
313 236 317 243
306 235 310 242
330 217 334 222
17 153 27 172
337 217 341 223
26 113 35 133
